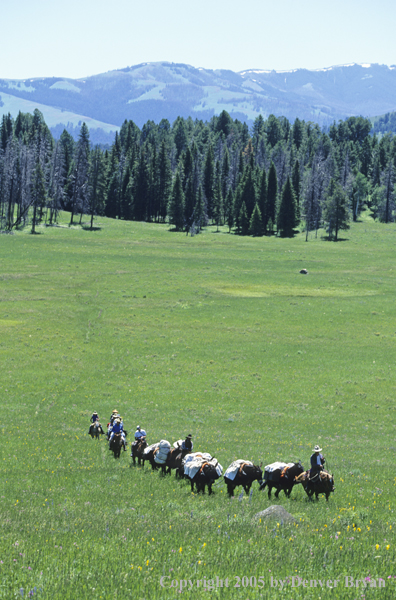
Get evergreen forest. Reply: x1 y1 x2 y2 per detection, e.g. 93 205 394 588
1 108 396 240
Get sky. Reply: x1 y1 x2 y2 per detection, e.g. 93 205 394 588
2 0 396 79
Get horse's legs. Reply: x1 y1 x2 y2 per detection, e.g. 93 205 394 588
208 484 213 496
227 484 233 497
267 484 272 499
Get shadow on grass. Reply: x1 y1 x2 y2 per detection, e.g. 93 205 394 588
323 236 349 242
82 225 102 231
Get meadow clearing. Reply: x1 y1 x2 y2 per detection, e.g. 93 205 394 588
0 214 395 599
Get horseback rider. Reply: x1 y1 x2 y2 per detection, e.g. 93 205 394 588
107 410 119 440
134 425 147 441
90 411 99 423
131 425 147 457
109 416 127 451
309 445 325 481
181 434 193 452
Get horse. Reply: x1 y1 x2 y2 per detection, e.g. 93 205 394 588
142 443 160 470
161 447 191 476
295 470 335 501
109 433 123 459
189 460 222 495
260 461 304 499
131 439 147 465
224 463 263 497
88 422 104 440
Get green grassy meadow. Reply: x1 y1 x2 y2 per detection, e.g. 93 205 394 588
1 215 396 599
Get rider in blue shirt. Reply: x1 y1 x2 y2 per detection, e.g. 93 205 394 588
109 417 126 451
310 445 325 479
90 412 99 423
181 434 193 452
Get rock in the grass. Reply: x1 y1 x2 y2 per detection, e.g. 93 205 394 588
253 505 295 525
299 268 308 274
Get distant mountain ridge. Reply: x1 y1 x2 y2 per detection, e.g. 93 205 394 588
1 61 396 142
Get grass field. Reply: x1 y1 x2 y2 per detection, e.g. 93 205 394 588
1 215 396 599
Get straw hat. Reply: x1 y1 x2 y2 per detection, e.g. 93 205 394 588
313 445 322 453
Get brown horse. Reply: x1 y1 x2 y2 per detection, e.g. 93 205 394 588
109 433 123 459
131 439 147 465
295 470 335 501
88 422 104 440
224 463 263 497
161 447 191 476
260 461 304 499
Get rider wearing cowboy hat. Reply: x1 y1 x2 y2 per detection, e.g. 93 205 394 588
90 411 99 423
109 416 127 450
310 444 325 480
181 434 193 452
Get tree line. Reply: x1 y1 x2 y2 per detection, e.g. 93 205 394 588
1 108 395 240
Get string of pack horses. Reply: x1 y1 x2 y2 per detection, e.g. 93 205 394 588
88 410 335 502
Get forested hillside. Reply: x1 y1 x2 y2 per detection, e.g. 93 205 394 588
1 108 395 240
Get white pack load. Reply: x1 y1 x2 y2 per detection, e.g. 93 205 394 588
224 459 253 481
143 442 160 456
263 461 294 482
173 439 183 449
154 439 171 465
183 453 212 479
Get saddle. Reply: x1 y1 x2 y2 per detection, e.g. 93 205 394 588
308 470 320 483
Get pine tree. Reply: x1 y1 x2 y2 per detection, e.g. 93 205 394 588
213 178 223 231
380 160 395 223
194 185 205 232
158 140 172 222
323 178 350 240
237 201 249 236
249 203 263 236
203 144 215 220
70 123 90 225
168 172 184 231
133 150 150 221
184 175 196 233
31 161 46 234
277 176 298 237
224 188 234 232
266 162 278 233
258 168 267 230
88 147 106 229
292 159 301 210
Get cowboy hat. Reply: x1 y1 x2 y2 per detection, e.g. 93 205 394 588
136 425 140 429
186 434 192 439
313 445 322 452
112 410 118 414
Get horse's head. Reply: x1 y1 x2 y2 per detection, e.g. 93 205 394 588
202 462 221 482
319 471 335 491
294 471 308 484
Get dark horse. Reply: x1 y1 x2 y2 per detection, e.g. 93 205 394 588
224 463 263 497
88 422 104 440
260 461 304 499
109 433 123 459
161 447 191 476
131 439 147 465
142 443 160 470
189 461 221 495
295 470 335 501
